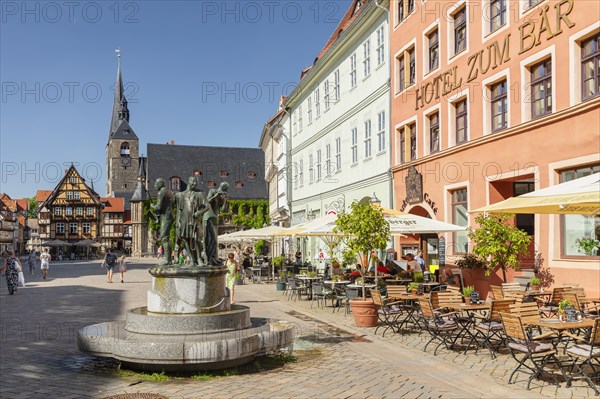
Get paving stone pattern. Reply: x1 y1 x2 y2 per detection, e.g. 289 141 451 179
0 260 593 398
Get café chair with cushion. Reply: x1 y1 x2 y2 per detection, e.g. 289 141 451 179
500 312 566 390
472 299 515 359
372 289 404 337
418 298 460 356
539 287 570 318
564 318 600 395
286 278 309 301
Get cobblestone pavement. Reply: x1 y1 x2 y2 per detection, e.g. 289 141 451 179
0 260 592 398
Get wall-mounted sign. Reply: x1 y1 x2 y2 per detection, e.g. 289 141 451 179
400 192 438 215
405 166 423 204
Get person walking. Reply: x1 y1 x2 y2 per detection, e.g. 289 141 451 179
118 255 127 283
225 253 238 305
0 251 20 295
39 249 51 279
27 250 37 275
101 248 117 283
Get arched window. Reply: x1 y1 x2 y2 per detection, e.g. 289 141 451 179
120 142 130 157
247 171 257 179
234 181 244 188
170 176 181 191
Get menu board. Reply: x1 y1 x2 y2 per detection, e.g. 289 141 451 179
438 237 446 268
564 306 577 322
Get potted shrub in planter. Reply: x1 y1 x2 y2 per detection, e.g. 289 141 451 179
530 277 541 292
272 256 287 291
234 272 244 286
335 199 390 328
557 299 574 322
407 282 419 296
462 285 475 305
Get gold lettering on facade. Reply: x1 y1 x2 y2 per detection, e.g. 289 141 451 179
519 21 536 54
554 0 575 36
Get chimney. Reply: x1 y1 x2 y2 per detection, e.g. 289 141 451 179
170 139 175 145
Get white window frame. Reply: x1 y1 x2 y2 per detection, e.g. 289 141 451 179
363 39 371 78
66 191 73 200
56 222 65 234
309 153 314 183
316 149 322 181
482 68 511 136
335 137 342 172
324 81 330 110
482 0 510 42
364 120 372 159
350 53 357 88
69 222 78 234
376 25 385 66
82 222 91 234
569 23 600 106
519 46 556 123
298 105 303 131
422 20 440 78
76 207 83 216
446 88 470 147
423 104 442 155
65 207 73 216
299 158 304 187
446 0 469 63
334 69 340 101
394 38 417 95
377 111 386 153
307 97 313 125
351 128 358 164
86 207 94 216
314 88 321 118
74 192 80 200
394 115 418 166
325 143 332 176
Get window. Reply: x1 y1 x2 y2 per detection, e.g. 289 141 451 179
350 53 357 88
69 177 76 184
582 34 600 100
351 128 358 164
399 128 406 164
397 0 415 22
299 159 304 186
364 120 372 158
69 222 78 234
76 207 83 216
66 191 73 200
454 7 467 55
65 207 73 216
514 181 535 235
307 97 313 125
298 106 303 131
309 154 314 183
170 176 181 191
451 189 469 254
363 39 371 77
455 99 468 144
316 150 322 180
560 165 600 257
527 0 543 9
294 164 298 189
410 124 417 160
314 88 320 118
86 207 94 216
397 46 415 91
531 59 552 119
376 26 385 65
324 81 330 110
377 111 386 152
120 142 130 157
325 144 332 175
74 192 80 200
335 137 341 171
429 112 440 153
82 222 91 234
334 69 340 101
428 29 439 72
491 80 508 131
490 0 506 32
56 222 65 234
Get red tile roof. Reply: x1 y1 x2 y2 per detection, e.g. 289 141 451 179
36 190 52 203
101 197 125 213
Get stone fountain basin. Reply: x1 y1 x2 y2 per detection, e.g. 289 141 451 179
77 311 295 372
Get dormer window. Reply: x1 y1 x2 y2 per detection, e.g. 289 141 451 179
170 176 181 191
247 171 257 179
120 142 130 157
234 181 244 188
207 180 216 188
220 170 229 177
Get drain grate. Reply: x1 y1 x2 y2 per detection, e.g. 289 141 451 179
286 310 371 343
102 394 168 399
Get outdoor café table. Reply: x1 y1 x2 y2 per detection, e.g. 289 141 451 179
385 278 412 285
527 317 595 341
446 303 492 353
296 276 322 300
324 280 351 307
389 293 430 332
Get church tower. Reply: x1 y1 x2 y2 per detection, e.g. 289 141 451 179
106 51 139 197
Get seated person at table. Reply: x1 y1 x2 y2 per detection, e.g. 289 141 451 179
400 253 422 277
349 264 362 283
376 261 389 275
330 261 342 277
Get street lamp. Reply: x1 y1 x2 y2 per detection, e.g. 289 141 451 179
369 192 382 206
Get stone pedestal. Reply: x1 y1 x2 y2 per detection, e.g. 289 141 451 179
147 266 229 313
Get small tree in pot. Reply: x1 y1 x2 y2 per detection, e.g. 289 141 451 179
467 213 531 282
335 199 390 327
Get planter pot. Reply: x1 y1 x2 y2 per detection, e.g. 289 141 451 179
275 281 286 291
531 285 540 291
349 298 378 327
235 278 244 286
411 290 418 296
464 297 471 305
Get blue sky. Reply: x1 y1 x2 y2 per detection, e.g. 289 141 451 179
0 0 351 199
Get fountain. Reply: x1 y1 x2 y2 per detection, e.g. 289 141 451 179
77 178 294 371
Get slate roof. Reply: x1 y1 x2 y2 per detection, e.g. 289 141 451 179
146 143 267 200
110 118 138 141
131 156 147 203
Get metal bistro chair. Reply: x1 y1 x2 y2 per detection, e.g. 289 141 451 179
471 299 515 359
564 318 600 395
418 298 460 356
500 312 566 390
371 289 404 337
287 278 308 301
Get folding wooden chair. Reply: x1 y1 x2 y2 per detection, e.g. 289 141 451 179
418 298 460 356
372 289 404 337
565 318 600 395
471 299 515 359
490 285 504 300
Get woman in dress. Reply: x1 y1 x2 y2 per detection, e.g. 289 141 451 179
40 249 51 279
225 253 238 305
118 255 127 283
0 251 20 295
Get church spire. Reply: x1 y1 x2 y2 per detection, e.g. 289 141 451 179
109 49 130 142
131 157 147 202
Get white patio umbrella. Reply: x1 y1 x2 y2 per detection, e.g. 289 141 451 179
472 173 600 215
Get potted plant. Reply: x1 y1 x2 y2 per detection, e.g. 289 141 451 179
407 282 419 296
575 237 599 256
234 272 244 286
557 299 574 322
276 270 287 291
467 213 532 282
335 199 390 328
462 285 475 305
530 277 541 291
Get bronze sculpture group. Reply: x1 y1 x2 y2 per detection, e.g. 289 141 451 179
152 176 229 267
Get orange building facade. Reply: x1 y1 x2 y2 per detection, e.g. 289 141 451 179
390 0 600 296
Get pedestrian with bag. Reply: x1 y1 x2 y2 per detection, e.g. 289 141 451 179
0 251 20 295
101 248 117 283
118 255 127 283
40 249 51 279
